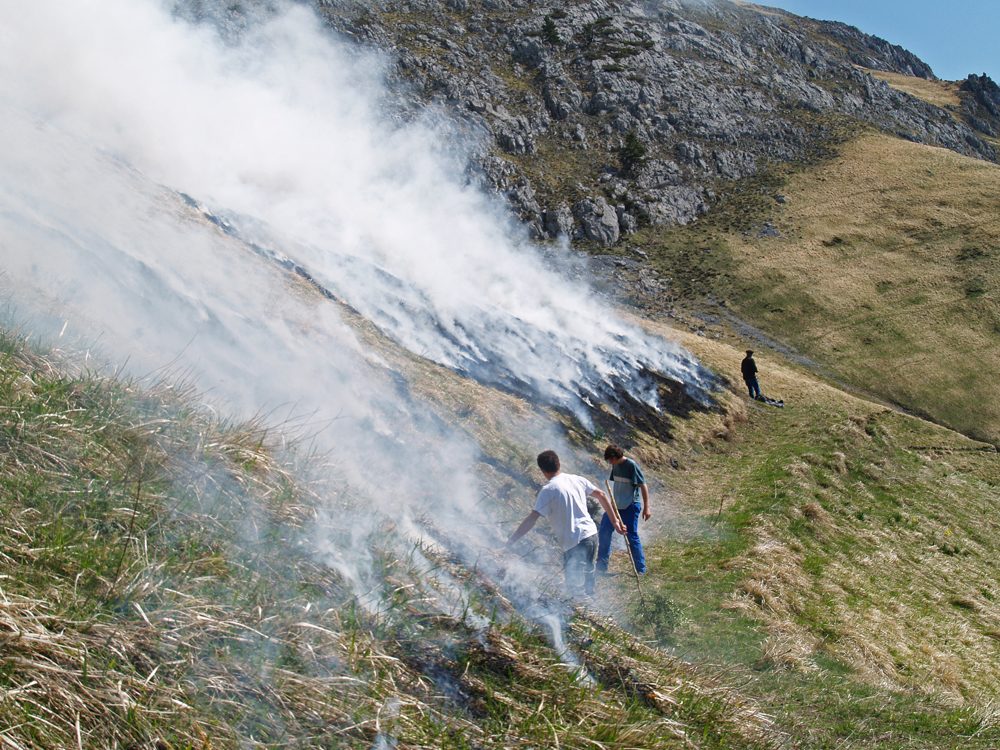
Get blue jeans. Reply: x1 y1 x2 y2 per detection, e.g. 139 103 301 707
745 376 760 399
563 534 598 597
596 502 646 574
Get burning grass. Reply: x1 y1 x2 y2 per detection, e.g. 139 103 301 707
0 324 788 749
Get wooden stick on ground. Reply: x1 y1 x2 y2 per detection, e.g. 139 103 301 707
606 479 646 608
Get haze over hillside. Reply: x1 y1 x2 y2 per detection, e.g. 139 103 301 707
0 0 999 748
2 0 998 441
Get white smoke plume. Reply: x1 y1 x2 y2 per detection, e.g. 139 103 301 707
0 0 714 428
0 0 713 609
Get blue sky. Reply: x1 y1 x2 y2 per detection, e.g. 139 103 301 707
758 1 999 81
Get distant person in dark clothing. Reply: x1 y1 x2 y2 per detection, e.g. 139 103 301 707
742 350 761 400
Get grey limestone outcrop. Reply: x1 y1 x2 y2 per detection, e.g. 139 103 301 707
184 0 999 246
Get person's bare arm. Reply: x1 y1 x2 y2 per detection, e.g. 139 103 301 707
505 510 541 548
591 489 626 534
640 483 651 521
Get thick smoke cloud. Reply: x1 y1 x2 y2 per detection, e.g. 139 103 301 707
0 0 713 431
0 0 712 602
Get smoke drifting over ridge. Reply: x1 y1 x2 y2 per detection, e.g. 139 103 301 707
0 0 713 554
0 0 714 427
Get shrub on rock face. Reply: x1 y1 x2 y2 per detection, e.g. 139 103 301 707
619 131 648 176
542 15 560 45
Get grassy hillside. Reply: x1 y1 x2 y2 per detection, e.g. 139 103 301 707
631 321 1000 746
0 323 783 749
633 131 1000 446
3 264 1000 749
4 99 1000 749
732 134 1000 445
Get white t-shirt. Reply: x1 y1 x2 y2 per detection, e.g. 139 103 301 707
533 472 598 552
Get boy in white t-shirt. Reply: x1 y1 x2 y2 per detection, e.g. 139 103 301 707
505 450 625 597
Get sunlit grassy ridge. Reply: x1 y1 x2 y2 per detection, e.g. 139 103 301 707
861 68 962 109
632 130 1000 446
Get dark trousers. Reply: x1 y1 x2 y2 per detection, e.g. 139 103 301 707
563 534 598 597
744 376 760 399
596 502 646 574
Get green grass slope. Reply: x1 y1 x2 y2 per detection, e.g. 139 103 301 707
623 323 1000 748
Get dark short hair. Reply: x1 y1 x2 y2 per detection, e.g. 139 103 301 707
604 444 624 461
745 350 754 355
537 450 560 474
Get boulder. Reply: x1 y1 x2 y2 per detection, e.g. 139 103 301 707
573 197 620 245
544 205 574 238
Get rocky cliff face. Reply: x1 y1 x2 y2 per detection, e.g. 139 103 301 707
185 0 998 245
959 73 1000 138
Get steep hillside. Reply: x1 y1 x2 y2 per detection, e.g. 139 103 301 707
0 322 781 750
629 320 1000 747
618 132 1000 445
647 320 1000 684
727 134 1000 444
5 1 1000 748
2 291 999 748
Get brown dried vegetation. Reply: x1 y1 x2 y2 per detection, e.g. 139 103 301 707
0 327 784 749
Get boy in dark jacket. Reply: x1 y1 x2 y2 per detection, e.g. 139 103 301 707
742 350 761 400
